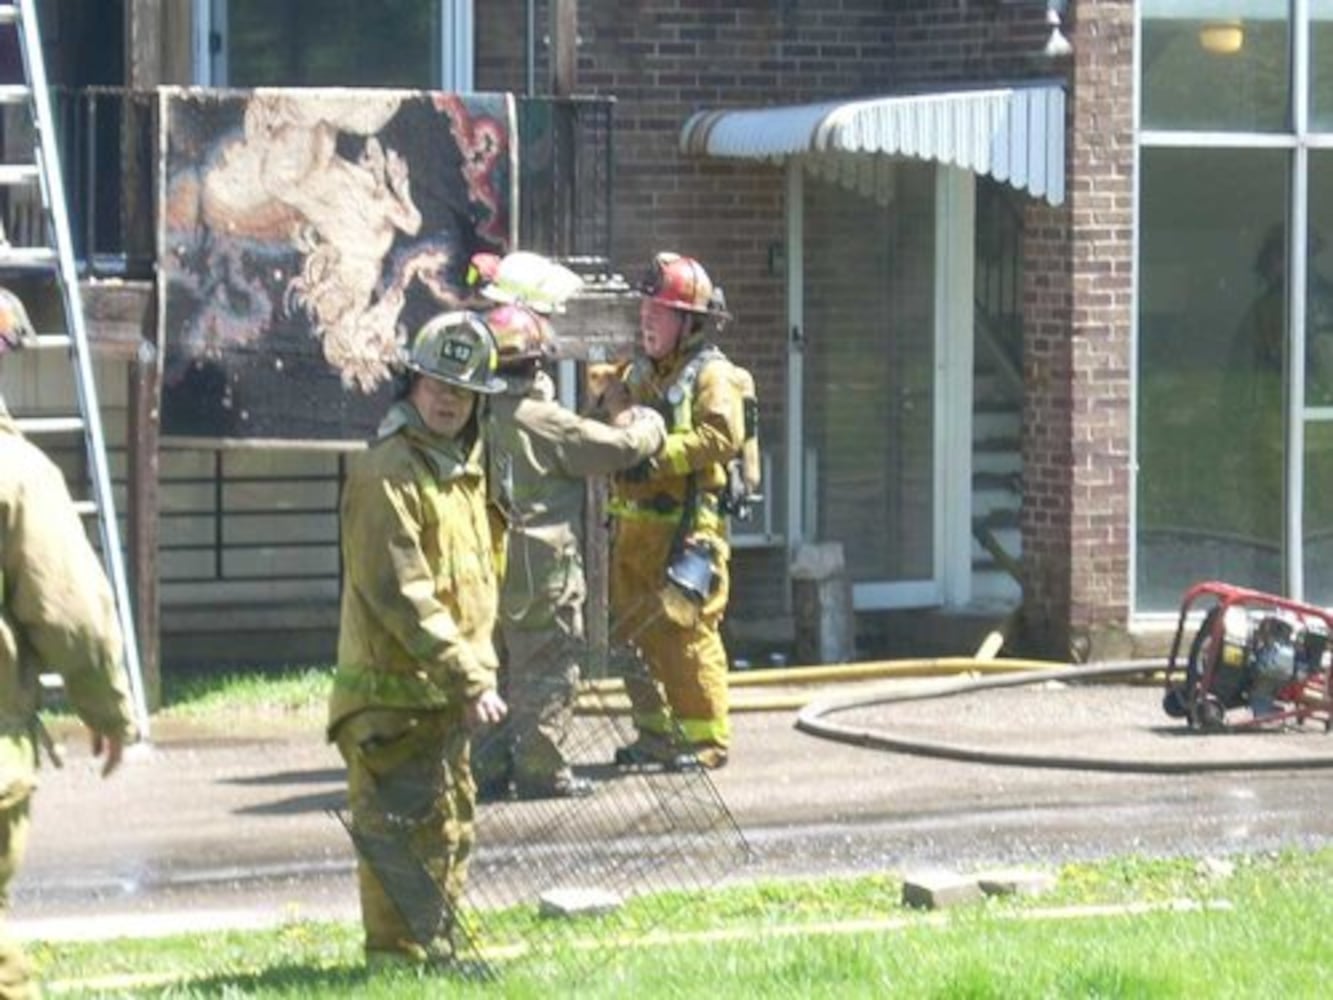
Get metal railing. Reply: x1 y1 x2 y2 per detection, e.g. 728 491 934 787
517 95 615 270
974 177 1025 394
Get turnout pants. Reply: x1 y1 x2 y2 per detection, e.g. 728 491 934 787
610 520 732 751
335 707 474 963
0 796 34 1000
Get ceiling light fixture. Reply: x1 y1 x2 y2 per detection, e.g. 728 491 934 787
1198 19 1244 56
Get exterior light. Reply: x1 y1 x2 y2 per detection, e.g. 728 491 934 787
1044 0 1072 59
1198 20 1244 56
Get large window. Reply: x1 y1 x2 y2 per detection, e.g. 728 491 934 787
205 0 471 89
1139 2 1333 609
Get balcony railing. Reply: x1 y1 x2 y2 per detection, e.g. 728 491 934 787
0 88 614 280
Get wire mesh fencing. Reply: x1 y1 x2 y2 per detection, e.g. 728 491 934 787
335 629 753 981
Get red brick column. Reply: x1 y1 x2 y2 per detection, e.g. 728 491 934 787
1022 1 1136 660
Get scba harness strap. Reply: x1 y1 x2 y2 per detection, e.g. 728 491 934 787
626 345 761 521
625 344 725 435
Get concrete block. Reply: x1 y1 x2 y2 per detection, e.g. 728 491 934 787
975 868 1057 898
791 542 856 665
900 870 984 910
538 886 623 919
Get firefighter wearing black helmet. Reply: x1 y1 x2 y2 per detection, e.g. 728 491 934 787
328 310 508 969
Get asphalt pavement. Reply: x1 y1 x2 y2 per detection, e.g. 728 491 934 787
13 675 1333 942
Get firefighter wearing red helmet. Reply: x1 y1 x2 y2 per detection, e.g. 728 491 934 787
606 252 743 771
473 300 666 799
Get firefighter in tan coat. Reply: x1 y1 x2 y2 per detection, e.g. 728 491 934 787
605 254 744 771
0 289 137 998
328 310 507 968
474 303 664 800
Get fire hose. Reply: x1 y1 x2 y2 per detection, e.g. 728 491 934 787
794 660 1333 774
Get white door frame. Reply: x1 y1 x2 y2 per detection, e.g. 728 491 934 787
784 161 975 611
195 0 476 89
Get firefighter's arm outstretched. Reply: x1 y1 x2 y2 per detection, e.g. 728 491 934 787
546 402 665 478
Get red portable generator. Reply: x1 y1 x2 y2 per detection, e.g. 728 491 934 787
1162 581 1333 732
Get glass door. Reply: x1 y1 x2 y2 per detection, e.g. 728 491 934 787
801 161 939 608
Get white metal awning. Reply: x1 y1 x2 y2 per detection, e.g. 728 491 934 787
680 84 1066 206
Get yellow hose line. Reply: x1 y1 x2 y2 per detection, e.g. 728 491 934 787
578 656 1079 715
583 656 1059 696
728 657 1062 688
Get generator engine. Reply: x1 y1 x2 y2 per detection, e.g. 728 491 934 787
1247 613 1328 713
1165 606 1329 720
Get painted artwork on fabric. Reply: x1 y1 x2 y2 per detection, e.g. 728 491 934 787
158 89 514 443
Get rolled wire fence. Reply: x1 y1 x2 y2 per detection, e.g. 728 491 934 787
333 599 753 982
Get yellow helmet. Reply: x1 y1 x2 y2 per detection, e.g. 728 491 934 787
480 251 584 314
405 311 506 394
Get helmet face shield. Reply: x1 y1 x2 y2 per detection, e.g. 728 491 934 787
406 311 506 395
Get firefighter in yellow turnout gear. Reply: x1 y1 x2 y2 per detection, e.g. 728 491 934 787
607 254 744 771
329 311 508 968
1 289 137 998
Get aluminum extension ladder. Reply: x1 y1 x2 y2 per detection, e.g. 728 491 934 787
0 0 149 736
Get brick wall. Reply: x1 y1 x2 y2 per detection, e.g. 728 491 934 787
476 2 1135 644
1022 1 1135 659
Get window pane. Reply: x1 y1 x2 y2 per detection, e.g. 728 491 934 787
1306 153 1333 408
1141 2 1289 132
1312 1 1333 128
1137 147 1286 611
228 0 440 87
1302 151 1333 601
1304 424 1333 600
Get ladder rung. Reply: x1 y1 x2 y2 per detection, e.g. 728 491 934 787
0 85 31 105
0 8 18 26
0 164 39 186
31 333 72 351
0 245 57 269
71 500 99 517
13 415 85 435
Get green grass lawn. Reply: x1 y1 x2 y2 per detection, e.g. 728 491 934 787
28 848 1333 998
157 664 334 720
